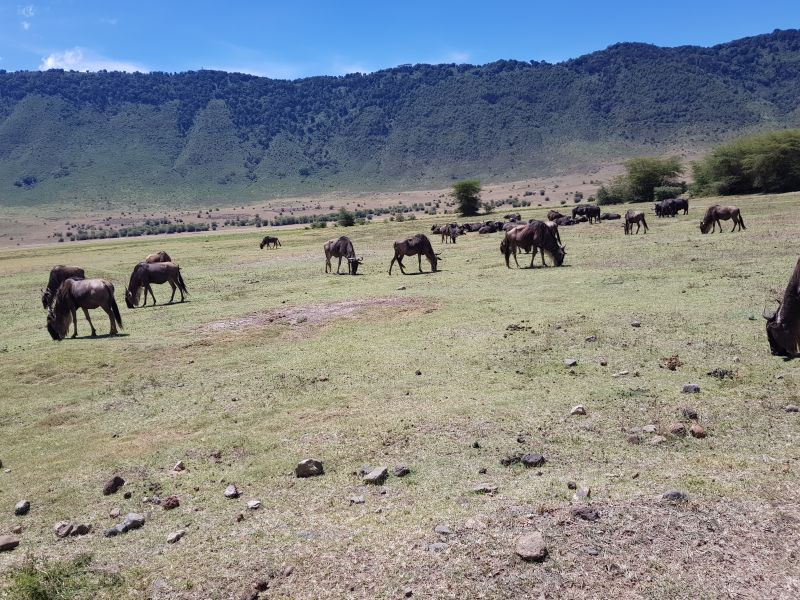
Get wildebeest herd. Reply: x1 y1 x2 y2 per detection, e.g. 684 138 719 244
41 198 798 357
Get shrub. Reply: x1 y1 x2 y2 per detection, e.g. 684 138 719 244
337 207 355 227
451 180 482 216
653 186 683 201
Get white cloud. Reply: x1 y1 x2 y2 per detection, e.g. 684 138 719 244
21 20 30 30
17 4 35 18
39 48 148 73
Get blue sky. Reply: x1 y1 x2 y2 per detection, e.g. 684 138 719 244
1 1 798 78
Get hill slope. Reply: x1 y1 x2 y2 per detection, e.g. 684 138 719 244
2 29 800 206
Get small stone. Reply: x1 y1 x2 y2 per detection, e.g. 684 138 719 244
71 523 91 536
247 500 261 510
472 441 481 449
572 487 591 501
429 542 449 553
585 335 597 342
224 484 240 499
282 565 294 577
434 524 452 535
662 490 689 502
642 425 657 433
612 370 629 378
571 506 600 521
567 481 577 490
0 535 20 552
564 358 578 367
570 405 587 416
54 521 74 538
668 423 687 437
515 531 548 562
167 530 185 544
478 467 487 474
682 407 699 420
236 513 245 523
626 434 641 445
404 588 413 597
689 424 707 439
123 491 132 499
599 358 608 366
521 454 546 468
649 435 668 446
124 513 145 530
393 465 411 478
397 286 406 291
472 483 498 495
162 495 180 510
295 459 324 478
109 508 120 518
584 546 600 556
172 461 185 472
103 475 125 496
14 500 30 516
363 466 389 485
631 321 641 328
349 496 365 505
682 383 700 393
784 405 799 413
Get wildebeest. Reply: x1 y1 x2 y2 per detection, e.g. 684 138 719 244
583 204 601 223
42 265 85 309
547 210 565 221
259 235 281 249
324 236 362 275
554 216 578 227
700 205 746 233
500 221 565 268
46 278 122 340
672 198 689 214
655 200 674 218
145 251 172 263
504 213 521 222
601 213 621 221
441 224 461 243
389 234 441 275
624 210 649 235
125 262 188 308
764 258 800 358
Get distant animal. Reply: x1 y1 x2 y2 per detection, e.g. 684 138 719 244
46 278 122 340
441 224 460 243
125 262 188 308
324 236 362 274
259 236 281 249
572 205 587 218
389 234 441 275
42 265 85 309
554 216 578 227
502 221 520 232
584 204 601 224
765 258 800 358
672 198 689 214
145 251 172 263
601 213 621 220
700 205 746 233
478 223 499 234
655 200 672 218
624 210 649 235
501 221 565 268
547 210 565 221
504 213 521 221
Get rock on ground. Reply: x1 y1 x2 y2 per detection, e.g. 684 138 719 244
14 500 30 516
564 358 578 367
295 459 324 478
224 484 240 499
570 405 587 416
54 521 73 538
0 535 20 552
363 466 389 485
662 490 689 502
247 500 261 510
690 424 707 438
103 475 125 496
521 454 546 468
472 483 498 495
162 495 180 510
393 465 411 477
515 531 548 562
167 530 185 544
682 383 701 393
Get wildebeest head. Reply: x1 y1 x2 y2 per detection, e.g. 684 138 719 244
699 219 712 234
764 302 799 358
431 253 441 272
552 244 566 267
347 256 363 275
46 306 67 341
41 288 51 310
124 285 138 309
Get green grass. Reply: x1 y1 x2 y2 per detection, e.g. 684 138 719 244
0 193 799 598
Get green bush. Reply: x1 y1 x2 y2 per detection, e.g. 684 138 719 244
452 180 482 216
336 207 355 227
5 554 124 599
653 186 683 201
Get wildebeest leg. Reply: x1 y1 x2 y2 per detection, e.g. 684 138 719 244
168 280 177 303
337 257 342 274
529 248 536 268
83 308 97 337
146 283 157 305
102 305 118 335
71 308 79 338
513 248 521 269
540 246 548 267
418 254 423 273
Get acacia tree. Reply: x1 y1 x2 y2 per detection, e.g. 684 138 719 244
625 156 684 202
452 180 482 216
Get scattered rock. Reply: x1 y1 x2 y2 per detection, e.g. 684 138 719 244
167 530 185 544
612 370 629 378
472 483 498 495
570 405 587 416
349 496 365 505
54 521 73 538
707 368 734 380
585 335 597 342
521 454 546 468
282 565 294 577
668 423 687 437
662 490 689 502
472 441 481 449
572 487 591 501
403 588 413 597
11 525 22 534
123 491 132 500
642 425 657 434
500 454 521 467
396 286 406 291
71 523 91 536
663 354 683 370
363 466 389 485
571 506 600 521
162 495 180 510
689 424 707 439
599 358 608 366
0 535 20 552
224 485 240 499
236 513 245 523
295 459 324 478
626 434 641 445
124 513 145 530
682 407 699 420
172 460 185 472
429 542 449 553
567 481 577 490
584 546 600 556
631 321 641 328
393 465 410 477
247 500 261 510
649 435 668 446
14 500 30 516
103 475 125 496
784 405 799 413
564 358 578 367
682 383 700 394
109 508 120 518
434 524 452 536
515 531 548 562
415 370 422 376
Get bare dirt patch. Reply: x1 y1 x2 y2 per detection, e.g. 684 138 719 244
202 296 429 333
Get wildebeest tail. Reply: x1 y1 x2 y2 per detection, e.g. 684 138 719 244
105 283 124 329
176 269 188 295
641 215 649 229
739 213 746 229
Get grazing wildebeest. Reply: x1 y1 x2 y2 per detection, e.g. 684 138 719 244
584 204 601 224
46 278 122 340
501 221 565 268
624 210 649 235
42 265 85 309
324 236 362 274
547 210 565 221
259 235 281 249
145 251 172 263
389 234 441 275
764 258 800 358
655 200 673 218
125 262 188 308
700 205 746 233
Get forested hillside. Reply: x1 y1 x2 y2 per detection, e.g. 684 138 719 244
2 29 800 206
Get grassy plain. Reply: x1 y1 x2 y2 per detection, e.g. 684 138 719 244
0 193 799 599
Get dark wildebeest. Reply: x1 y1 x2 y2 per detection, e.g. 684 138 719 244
700 205 746 233
504 213 521 222
547 210 565 221
572 205 587 218
389 234 441 275
478 223 498 234
145 251 172 263
125 262 188 308
554 216 578 227
501 221 565 268
584 204 601 224
655 200 673 218
442 224 460 243
46 278 122 340
601 213 621 220
42 265 85 309
259 235 281 249
672 198 689 214
624 210 649 235
324 236 362 275
764 258 800 359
